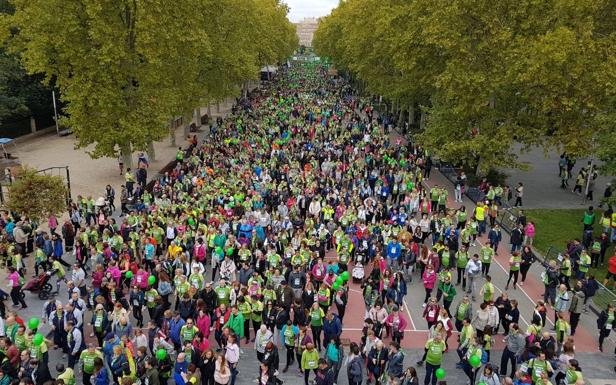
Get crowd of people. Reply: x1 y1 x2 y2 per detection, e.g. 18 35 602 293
0 62 612 385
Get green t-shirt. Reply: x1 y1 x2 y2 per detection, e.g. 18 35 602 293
425 339 446 365
457 252 469 268
80 350 103 374
310 308 324 326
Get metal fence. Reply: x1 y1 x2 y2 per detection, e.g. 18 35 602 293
436 162 616 313
494 207 616 313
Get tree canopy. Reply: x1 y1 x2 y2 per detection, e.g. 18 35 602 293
7 167 67 221
313 0 616 174
0 0 297 166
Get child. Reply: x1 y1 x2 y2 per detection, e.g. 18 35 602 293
482 326 494 363
56 363 75 385
49 256 67 293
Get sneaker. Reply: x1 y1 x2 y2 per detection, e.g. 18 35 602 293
416 361 423 366
422 303 426 308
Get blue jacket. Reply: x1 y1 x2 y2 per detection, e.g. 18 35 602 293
386 241 401 260
53 239 64 258
323 315 342 339
169 317 185 345
95 368 109 385
44 239 54 257
103 336 121 362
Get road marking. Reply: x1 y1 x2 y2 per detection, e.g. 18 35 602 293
423 179 550 327
404 299 418 331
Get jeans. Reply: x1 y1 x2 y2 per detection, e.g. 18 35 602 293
229 364 238 385
500 347 517 377
544 286 556 305
466 275 477 299
478 220 486 236
424 363 439 385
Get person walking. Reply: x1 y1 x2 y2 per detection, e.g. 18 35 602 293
499 323 525 378
6 267 27 309
464 254 482 301
597 303 616 352
514 182 523 207
423 334 445 385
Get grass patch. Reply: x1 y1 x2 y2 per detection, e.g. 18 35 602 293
524 208 614 282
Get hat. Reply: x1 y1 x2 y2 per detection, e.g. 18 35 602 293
105 333 115 341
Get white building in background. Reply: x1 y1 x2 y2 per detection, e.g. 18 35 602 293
295 17 319 47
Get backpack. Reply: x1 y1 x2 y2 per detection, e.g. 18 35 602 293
158 281 172 295
481 349 488 365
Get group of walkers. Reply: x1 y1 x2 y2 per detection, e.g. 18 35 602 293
0 61 612 385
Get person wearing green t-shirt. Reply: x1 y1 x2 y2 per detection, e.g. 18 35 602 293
424 334 446 385
522 351 554 384
506 252 522 290
281 320 299 372
309 303 325 351
180 319 199 344
79 344 104 385
480 244 494 276
215 280 231 306
237 296 253 344
301 343 319 385
456 246 469 290
480 275 495 303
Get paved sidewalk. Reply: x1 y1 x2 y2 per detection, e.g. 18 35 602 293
501 145 612 209
14 100 234 200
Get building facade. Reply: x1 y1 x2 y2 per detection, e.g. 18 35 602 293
295 17 319 47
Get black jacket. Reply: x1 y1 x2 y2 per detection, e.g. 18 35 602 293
314 366 335 385
33 363 52 385
597 310 616 330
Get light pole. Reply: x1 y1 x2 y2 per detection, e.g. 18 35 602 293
52 90 60 136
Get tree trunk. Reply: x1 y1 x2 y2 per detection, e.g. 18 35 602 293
169 123 176 147
195 108 202 128
409 103 415 125
398 104 405 127
121 143 133 171
183 112 192 139
147 141 156 162
420 109 427 131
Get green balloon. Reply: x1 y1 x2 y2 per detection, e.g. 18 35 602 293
341 271 350 281
215 246 223 255
148 275 156 285
332 282 340 291
32 333 44 346
335 276 344 285
28 317 40 330
435 368 446 380
125 271 134 279
469 354 481 368
156 349 167 361
226 247 234 256
477 383 487 385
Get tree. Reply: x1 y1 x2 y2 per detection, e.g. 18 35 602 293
7 167 67 221
313 0 616 174
2 0 212 170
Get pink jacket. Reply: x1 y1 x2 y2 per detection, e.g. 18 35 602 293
385 312 408 332
525 223 535 238
197 313 211 338
312 263 326 282
422 270 436 290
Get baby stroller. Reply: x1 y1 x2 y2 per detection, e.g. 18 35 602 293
352 252 366 283
21 272 53 300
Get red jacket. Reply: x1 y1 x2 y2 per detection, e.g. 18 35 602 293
608 256 616 274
